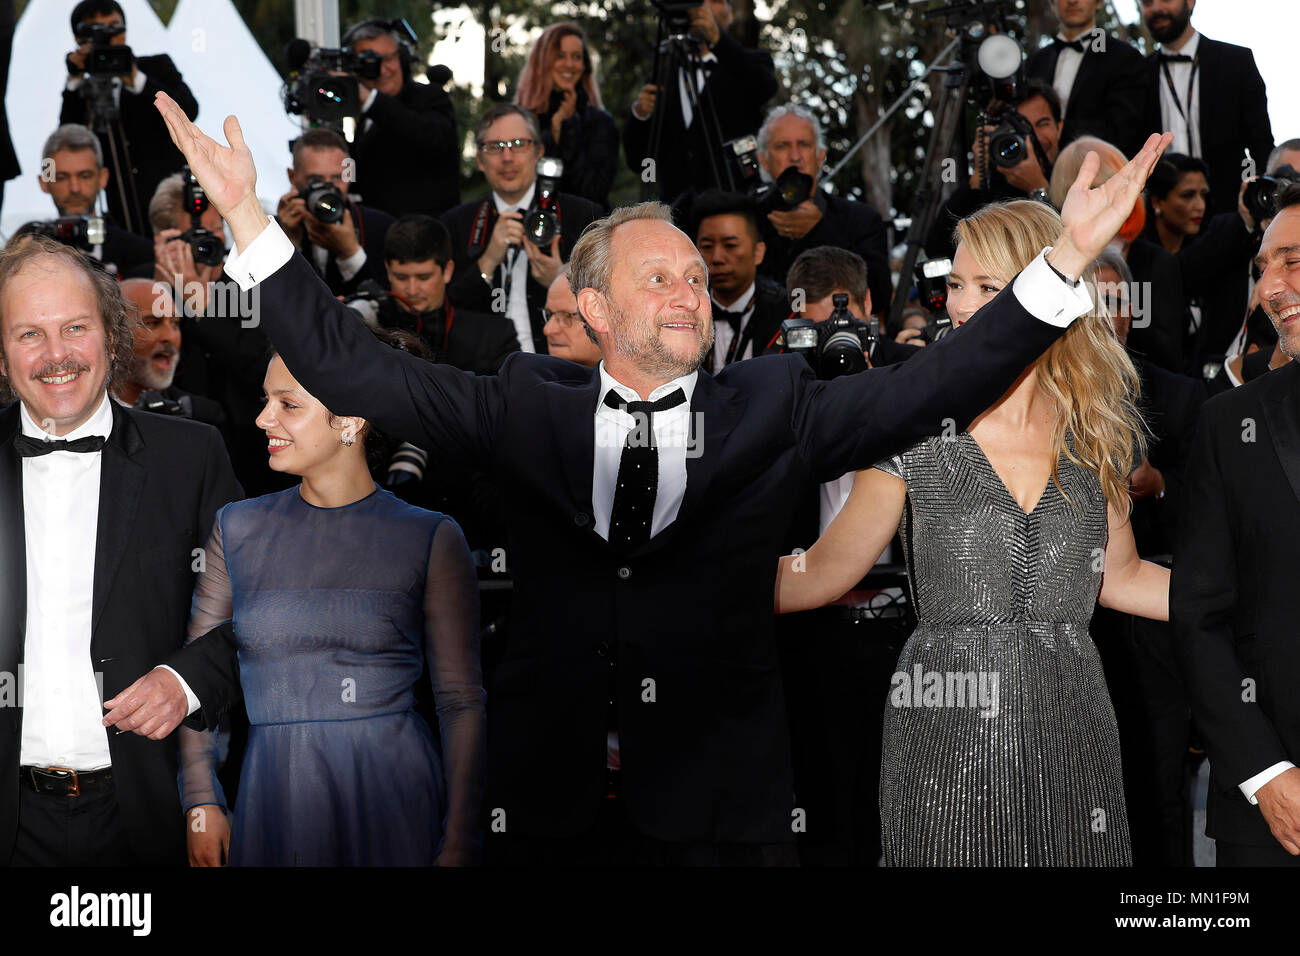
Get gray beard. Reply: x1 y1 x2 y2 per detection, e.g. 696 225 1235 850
607 306 713 380
128 356 176 394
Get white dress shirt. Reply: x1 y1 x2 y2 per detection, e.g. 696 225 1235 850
592 362 698 542
310 239 367 287
679 51 719 129
1156 30 1202 158
19 395 115 770
492 184 537 354
1052 32 1087 119
711 281 757 372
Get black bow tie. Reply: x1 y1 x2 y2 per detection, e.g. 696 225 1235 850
712 302 748 334
15 433 106 457
1158 51 1193 63
1053 36 1085 53
603 388 687 420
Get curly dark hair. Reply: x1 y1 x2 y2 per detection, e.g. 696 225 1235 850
0 234 139 405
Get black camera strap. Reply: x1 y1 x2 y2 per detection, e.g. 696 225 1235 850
1159 53 1200 154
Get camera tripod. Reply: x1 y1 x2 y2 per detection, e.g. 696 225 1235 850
641 13 736 199
81 74 144 236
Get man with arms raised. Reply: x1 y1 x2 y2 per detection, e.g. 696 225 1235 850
134 92 1170 865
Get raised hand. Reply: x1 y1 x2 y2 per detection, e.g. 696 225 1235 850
154 92 268 251
1049 131 1174 279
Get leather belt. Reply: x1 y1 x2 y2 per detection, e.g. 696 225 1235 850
22 765 114 797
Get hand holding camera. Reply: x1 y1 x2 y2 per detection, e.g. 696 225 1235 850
766 200 822 241
687 4 721 46
304 206 360 259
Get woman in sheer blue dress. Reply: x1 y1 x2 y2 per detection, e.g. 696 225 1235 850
179 352 485 866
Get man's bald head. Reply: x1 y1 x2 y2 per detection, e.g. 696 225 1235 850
121 278 175 319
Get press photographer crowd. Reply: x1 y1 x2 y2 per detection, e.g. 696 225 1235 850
0 0 1297 873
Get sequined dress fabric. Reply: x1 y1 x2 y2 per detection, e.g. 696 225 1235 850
874 433 1130 866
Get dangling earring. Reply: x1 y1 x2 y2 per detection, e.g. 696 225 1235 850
341 430 355 447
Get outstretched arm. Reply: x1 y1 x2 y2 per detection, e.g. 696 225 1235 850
152 92 505 459
795 132 1174 480
775 468 907 614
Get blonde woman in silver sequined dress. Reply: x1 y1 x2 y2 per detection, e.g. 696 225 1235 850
776 199 1171 866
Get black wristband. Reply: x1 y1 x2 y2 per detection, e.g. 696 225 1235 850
1044 255 1080 287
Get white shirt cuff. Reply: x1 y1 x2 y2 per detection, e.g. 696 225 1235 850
225 219 295 291
66 76 83 91
154 665 201 716
361 86 378 113
1241 761 1296 805
1010 248 1095 329
127 69 147 94
336 246 367 283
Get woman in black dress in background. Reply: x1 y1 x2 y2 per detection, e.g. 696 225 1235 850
514 22 617 210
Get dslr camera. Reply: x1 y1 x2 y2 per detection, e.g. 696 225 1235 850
296 178 346 225
23 216 106 251
773 293 877 379
1244 165 1300 224
726 136 815 214
174 168 226 266
523 157 564 247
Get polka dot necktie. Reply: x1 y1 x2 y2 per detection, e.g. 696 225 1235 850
604 387 687 551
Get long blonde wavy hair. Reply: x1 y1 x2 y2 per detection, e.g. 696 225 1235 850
953 200 1146 514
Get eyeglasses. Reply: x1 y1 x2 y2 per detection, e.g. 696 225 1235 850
478 138 538 155
543 308 582 328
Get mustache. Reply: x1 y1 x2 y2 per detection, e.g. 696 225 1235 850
32 361 90 379
151 344 178 359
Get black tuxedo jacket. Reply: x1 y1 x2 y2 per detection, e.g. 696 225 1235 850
758 188 893 320
351 79 460 219
622 31 778 204
0 400 241 865
1125 237 1189 374
1172 360 1300 846
441 192 601 356
1143 36 1274 216
60 53 199 236
241 249 1066 843
0 0 19 185
1026 33 1150 160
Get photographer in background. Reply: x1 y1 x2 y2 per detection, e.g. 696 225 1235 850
349 215 520 376
36 124 151 275
59 0 198 237
344 18 460 219
113 278 226 431
277 128 394 298
138 173 278 498
688 189 788 373
623 0 777 204
925 80 1062 260
767 245 918 866
441 104 600 354
754 105 892 318
1026 0 1149 160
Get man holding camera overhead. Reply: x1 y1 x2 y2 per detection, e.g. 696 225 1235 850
59 0 198 238
441 105 600 355
276 129 394 299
